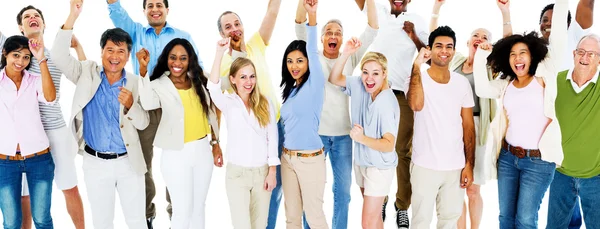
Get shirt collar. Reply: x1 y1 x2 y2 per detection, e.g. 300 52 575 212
0 69 32 81
144 22 173 34
566 68 600 85
100 68 128 85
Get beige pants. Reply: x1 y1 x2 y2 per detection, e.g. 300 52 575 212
410 163 465 229
226 164 272 229
281 152 328 229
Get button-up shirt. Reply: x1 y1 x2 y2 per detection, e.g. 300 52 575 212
207 80 280 167
108 0 204 75
566 68 600 93
0 69 54 156
83 70 127 154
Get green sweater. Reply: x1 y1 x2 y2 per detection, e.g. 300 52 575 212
556 70 600 178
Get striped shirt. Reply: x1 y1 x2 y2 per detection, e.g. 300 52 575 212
0 32 66 130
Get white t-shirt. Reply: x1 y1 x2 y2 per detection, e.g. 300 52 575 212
366 3 429 92
410 67 475 171
560 21 590 71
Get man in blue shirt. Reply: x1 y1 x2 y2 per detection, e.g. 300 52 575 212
105 1 215 228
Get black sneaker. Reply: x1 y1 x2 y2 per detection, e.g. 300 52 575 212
395 205 409 229
382 196 388 222
147 216 154 229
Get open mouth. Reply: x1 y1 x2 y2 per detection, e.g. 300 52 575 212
473 41 481 49
366 82 375 89
328 41 337 49
14 63 24 70
291 70 300 77
172 67 183 73
243 85 253 90
515 63 525 71
29 21 39 28
151 13 161 20
230 30 242 40
109 60 121 68
439 55 449 62
393 0 404 7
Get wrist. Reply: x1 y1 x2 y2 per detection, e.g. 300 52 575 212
210 139 220 146
38 57 48 65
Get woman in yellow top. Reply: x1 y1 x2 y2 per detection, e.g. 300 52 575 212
137 38 220 229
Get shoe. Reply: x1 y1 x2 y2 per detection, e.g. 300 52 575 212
147 216 154 229
382 196 388 222
395 205 409 229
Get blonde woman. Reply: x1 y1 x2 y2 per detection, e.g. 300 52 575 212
208 38 279 229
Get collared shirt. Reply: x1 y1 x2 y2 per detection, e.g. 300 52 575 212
366 3 428 92
108 0 204 75
0 69 54 156
207 80 280 167
0 33 66 130
566 68 600 93
82 70 127 154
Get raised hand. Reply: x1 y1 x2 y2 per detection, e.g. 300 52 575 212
497 0 510 13
303 0 318 14
70 0 84 18
433 0 446 10
414 48 431 66
70 34 81 49
118 86 134 109
343 37 362 55
136 48 150 76
478 42 492 51
216 38 231 53
29 39 45 61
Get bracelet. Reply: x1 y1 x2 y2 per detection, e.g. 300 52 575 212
503 21 511 25
431 13 439 18
38 57 48 64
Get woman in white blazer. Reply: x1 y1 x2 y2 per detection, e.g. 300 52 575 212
208 38 279 229
137 38 220 229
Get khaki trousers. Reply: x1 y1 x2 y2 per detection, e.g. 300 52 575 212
226 164 272 229
138 108 162 219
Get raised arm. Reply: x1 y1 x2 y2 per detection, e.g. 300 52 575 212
51 0 84 84
258 0 282 45
576 0 595 29
206 38 233 111
366 0 379 30
407 48 429 111
30 39 56 103
70 34 87 61
107 0 141 38
473 45 505 99
498 0 513 38
185 34 205 70
355 0 366 11
304 0 324 87
549 0 569 69
294 0 308 41
0 30 6 48
330 38 361 87
429 0 445 33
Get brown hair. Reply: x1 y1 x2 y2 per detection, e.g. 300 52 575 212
229 58 271 127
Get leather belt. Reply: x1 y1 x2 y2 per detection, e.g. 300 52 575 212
0 148 50 161
85 145 127 160
283 148 323 157
502 140 541 159
473 112 480 116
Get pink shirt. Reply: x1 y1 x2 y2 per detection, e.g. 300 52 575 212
0 69 54 156
504 79 549 149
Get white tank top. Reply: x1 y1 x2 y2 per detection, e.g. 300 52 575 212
503 78 550 149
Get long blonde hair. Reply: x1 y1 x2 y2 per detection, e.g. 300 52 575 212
229 58 271 127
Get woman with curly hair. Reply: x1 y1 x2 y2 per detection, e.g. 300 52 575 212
472 2 569 227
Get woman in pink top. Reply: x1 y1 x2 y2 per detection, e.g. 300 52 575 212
0 35 56 229
473 32 554 229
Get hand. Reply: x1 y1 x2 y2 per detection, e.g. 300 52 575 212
433 0 446 11
107 0 117 4
343 37 362 55
28 39 45 61
497 0 510 13
403 21 416 36
70 34 80 49
212 144 223 167
264 171 277 191
349 124 365 143
478 42 492 51
70 0 84 18
216 38 230 53
303 0 318 14
414 48 431 66
460 164 474 189
136 48 150 76
117 86 134 109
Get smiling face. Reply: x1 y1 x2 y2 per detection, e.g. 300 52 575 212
573 37 600 77
167 45 189 78
19 9 45 37
361 61 387 95
540 9 553 41
430 36 455 67
101 40 129 76
388 0 410 15
468 29 490 54
144 0 169 28
509 42 532 78
3 48 31 75
230 64 256 96
321 22 343 58
219 13 244 42
286 50 308 82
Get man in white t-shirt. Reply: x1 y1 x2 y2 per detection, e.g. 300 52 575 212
354 1 429 227
406 26 476 229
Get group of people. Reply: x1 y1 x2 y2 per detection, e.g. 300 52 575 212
0 0 598 229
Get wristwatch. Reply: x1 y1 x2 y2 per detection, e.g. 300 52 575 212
210 139 219 146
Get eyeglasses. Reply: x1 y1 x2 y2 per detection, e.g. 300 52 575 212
575 49 600 59
325 31 343 37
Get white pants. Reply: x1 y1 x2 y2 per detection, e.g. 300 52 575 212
83 153 146 229
410 163 465 229
22 126 79 195
161 138 213 229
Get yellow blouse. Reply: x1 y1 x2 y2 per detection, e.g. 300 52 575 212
178 88 210 143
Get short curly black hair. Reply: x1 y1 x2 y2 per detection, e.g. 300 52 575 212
540 4 571 26
487 31 548 80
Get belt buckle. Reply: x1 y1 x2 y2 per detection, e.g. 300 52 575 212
513 146 526 158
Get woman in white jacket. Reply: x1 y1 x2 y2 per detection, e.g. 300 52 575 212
207 38 279 229
137 38 220 229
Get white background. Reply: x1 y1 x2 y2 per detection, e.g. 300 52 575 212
1 0 598 228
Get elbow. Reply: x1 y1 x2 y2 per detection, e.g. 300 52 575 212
45 95 57 103
408 99 423 111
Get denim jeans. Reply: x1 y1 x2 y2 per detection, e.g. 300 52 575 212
569 198 582 229
302 135 353 229
0 153 54 229
547 171 600 229
497 148 555 229
266 121 285 229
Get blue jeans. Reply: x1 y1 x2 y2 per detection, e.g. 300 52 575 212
547 171 600 229
302 135 352 229
497 148 555 229
0 153 54 229
266 121 285 229
569 198 582 229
